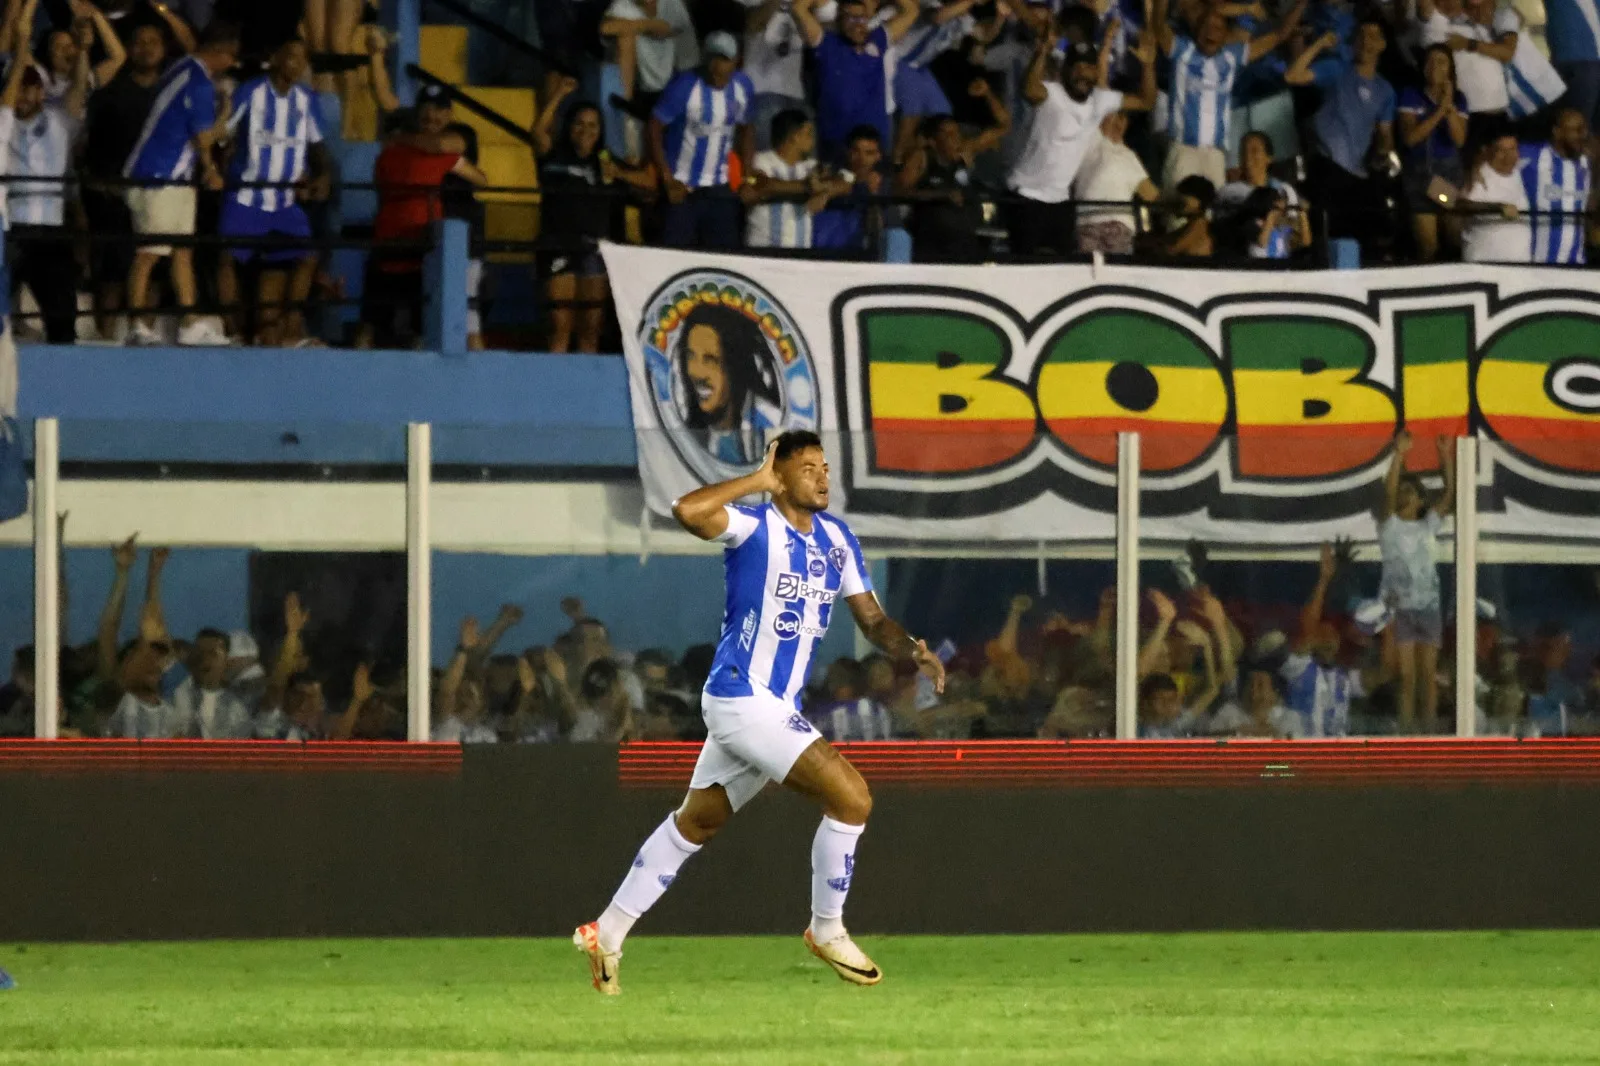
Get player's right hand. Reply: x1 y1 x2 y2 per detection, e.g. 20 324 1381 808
752 439 783 495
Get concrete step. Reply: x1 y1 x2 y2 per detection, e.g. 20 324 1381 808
420 25 470 86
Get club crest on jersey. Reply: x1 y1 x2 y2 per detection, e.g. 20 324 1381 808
637 268 818 485
827 547 849 571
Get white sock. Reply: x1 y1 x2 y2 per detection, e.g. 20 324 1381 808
596 813 701 954
809 816 866 942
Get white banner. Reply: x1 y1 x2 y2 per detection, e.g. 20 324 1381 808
602 243 1600 545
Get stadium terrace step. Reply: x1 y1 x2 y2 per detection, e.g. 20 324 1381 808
420 25 470 86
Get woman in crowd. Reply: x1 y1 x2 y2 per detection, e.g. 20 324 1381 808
534 75 655 353
1397 44 1468 261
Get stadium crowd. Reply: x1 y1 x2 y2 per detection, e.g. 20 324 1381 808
3 516 1596 742
0 0 1593 348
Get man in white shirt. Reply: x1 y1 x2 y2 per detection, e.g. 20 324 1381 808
743 0 811 148
601 0 696 159
171 628 256 739
3 28 88 343
1418 0 1515 155
1008 35 1155 256
1072 110 1158 254
104 635 183 739
743 108 850 247
1461 127 1531 262
1209 665 1307 738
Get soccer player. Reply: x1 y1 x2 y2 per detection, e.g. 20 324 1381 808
573 430 946 994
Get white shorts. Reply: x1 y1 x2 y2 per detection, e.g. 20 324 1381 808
689 690 822 811
125 185 197 257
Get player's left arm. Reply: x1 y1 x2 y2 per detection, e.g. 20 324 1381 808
845 592 945 693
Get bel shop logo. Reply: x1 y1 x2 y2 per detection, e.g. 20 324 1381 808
829 283 1600 522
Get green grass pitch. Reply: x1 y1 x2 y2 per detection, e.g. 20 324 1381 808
2 932 1599 1064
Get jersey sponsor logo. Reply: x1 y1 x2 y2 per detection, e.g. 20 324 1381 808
738 608 758 650
774 572 837 603
772 610 829 640
808 557 826 577
637 269 818 483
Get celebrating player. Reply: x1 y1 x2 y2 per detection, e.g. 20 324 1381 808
574 430 945 993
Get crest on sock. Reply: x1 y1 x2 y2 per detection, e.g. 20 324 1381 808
826 853 854 893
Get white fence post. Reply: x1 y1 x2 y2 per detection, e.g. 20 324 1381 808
407 422 432 742
1455 434 1478 737
32 418 58 739
1115 431 1141 740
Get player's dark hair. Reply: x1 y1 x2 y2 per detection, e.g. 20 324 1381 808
773 429 823 462
1138 672 1179 703
1175 175 1217 210
195 627 229 645
1240 130 1274 158
198 19 243 50
581 658 621 701
845 124 882 147
674 303 781 432
635 648 673 670
1357 16 1388 39
771 108 811 151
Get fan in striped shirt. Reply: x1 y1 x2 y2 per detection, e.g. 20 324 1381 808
216 38 329 346
742 109 853 249
1150 0 1307 192
1522 107 1595 265
648 31 755 249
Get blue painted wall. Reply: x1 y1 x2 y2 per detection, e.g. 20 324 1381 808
16 348 636 468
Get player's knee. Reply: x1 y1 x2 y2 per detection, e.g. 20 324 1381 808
832 779 872 826
675 801 729 845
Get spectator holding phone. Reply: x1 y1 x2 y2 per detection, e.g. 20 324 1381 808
1396 44 1468 261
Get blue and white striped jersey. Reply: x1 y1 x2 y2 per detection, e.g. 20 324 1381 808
1166 36 1248 150
226 77 325 212
1546 0 1600 64
653 70 754 189
1506 28 1567 120
706 503 873 707
1522 142 1591 265
745 151 816 249
894 4 974 70
123 56 216 181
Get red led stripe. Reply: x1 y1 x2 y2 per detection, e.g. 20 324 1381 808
0 740 463 774
616 739 1600 788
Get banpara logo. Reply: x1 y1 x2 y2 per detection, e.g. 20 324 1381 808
640 269 819 484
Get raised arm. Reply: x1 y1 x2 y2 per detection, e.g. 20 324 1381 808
64 20 93 120
1295 543 1337 652
884 0 923 43
470 604 525 668
264 593 309 713
77 0 125 88
845 591 946 693
150 0 196 54
793 0 825 48
1381 428 1411 520
670 439 784 539
1123 30 1159 111
747 0 785 34
0 0 21 60
1137 588 1177 678
533 73 577 155
437 616 479 718
1196 586 1238 688
1282 29 1335 85
95 534 137 683
330 663 374 740
1433 434 1455 517
1150 0 1175 54
964 77 1011 155
1021 30 1055 105
365 26 401 115
141 546 170 641
1245 0 1306 63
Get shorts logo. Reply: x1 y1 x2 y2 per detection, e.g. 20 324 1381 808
638 269 818 483
808 557 826 577
828 547 849 572
658 874 676 888
632 853 645 868
785 713 814 734
773 610 803 640
826 854 854 893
